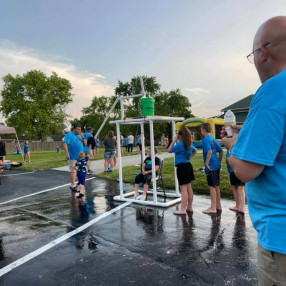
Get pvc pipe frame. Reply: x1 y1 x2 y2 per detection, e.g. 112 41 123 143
114 119 181 208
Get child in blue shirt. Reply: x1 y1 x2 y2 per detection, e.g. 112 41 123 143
168 127 197 215
74 152 89 198
201 123 223 214
226 150 245 214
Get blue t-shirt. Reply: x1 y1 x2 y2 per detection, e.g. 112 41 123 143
63 132 83 160
124 137 128 146
202 135 222 174
232 68 286 254
226 150 233 174
76 157 88 174
23 144 30 153
171 141 196 166
95 138 99 147
83 132 93 152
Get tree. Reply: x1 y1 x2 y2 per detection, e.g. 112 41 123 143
0 70 73 140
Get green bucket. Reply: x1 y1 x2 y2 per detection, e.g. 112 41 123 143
140 97 155 116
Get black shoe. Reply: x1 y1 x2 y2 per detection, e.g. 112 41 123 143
77 193 85 199
70 186 79 192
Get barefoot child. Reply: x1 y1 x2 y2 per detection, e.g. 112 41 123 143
168 127 197 215
201 123 223 214
226 150 245 214
23 140 31 163
73 152 89 198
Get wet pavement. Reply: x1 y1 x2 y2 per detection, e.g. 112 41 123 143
0 170 258 285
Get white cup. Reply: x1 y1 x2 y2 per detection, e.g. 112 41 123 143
225 126 233 137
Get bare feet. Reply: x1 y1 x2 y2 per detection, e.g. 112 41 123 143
202 208 217 214
173 210 186 215
229 206 239 212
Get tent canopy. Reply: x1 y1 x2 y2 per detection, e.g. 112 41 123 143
0 125 16 135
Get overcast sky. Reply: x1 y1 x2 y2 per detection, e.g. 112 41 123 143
0 0 286 119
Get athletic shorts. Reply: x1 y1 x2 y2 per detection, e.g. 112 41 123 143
135 173 152 185
229 172 245 186
176 162 195 186
84 151 90 158
68 160 77 173
77 172 86 185
104 151 116 159
207 169 220 187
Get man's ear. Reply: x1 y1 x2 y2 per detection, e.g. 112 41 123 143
260 47 268 62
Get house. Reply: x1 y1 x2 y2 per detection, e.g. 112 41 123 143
220 94 254 124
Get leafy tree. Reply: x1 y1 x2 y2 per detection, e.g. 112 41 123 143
0 70 72 140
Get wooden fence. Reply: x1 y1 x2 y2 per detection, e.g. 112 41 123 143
5 141 65 152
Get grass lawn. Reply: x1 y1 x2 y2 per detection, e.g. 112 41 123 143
97 151 234 197
5 146 168 171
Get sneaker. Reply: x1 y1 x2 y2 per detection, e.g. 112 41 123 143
87 170 93 175
133 193 139 200
77 193 85 199
70 185 78 192
140 195 146 201
108 168 113 172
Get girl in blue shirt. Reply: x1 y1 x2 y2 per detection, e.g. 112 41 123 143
168 127 197 215
23 140 31 163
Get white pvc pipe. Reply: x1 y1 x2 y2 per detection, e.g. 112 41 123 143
116 123 123 199
15 132 25 166
120 96 124 120
140 77 146 98
140 123 145 167
172 121 179 195
149 120 157 203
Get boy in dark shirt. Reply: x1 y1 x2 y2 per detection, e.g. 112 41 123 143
73 152 89 198
133 148 160 201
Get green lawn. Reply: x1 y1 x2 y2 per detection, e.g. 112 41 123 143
5 146 168 171
97 151 234 197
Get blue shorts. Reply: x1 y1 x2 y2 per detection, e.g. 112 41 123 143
77 172 86 185
104 151 115 159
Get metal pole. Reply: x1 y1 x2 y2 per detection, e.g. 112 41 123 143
94 98 119 140
15 132 26 166
149 120 157 203
172 121 179 195
140 77 146 98
120 96 124 120
116 123 123 199
140 123 145 167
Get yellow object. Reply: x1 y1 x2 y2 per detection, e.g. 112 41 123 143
175 117 224 146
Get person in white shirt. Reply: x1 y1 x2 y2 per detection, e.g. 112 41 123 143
127 133 134 152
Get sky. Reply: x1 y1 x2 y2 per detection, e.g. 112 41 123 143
0 0 286 119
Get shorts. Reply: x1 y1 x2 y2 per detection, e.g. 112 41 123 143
104 151 116 159
176 162 195 186
77 172 86 185
258 244 286 285
68 160 77 173
207 169 220 187
84 151 90 158
229 172 245 186
135 173 152 185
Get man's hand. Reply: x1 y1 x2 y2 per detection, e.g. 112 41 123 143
220 125 242 139
222 133 238 151
205 163 212 171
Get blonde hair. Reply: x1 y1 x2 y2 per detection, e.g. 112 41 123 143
78 152 85 159
108 130 114 139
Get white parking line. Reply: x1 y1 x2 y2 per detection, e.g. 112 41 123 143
0 177 96 206
1 172 35 177
0 201 131 277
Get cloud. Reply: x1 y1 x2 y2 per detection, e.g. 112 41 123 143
0 40 114 119
185 87 210 95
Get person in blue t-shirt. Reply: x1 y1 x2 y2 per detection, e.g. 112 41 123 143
23 140 31 163
133 148 160 201
168 127 197 215
221 17 286 284
63 124 87 191
226 150 245 213
83 127 94 175
201 123 223 214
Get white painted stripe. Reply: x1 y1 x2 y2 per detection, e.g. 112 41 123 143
2 172 35 177
0 201 131 277
0 177 96 206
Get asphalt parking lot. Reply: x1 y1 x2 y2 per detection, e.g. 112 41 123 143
0 170 258 285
